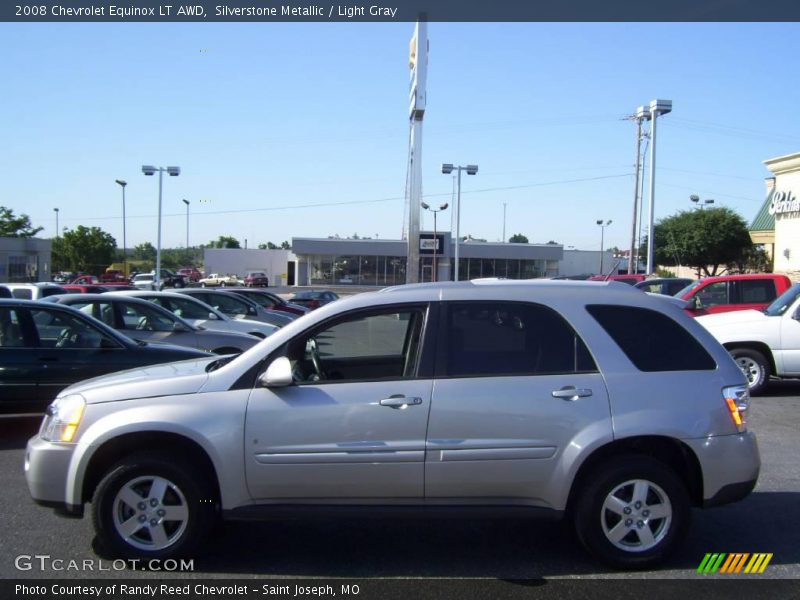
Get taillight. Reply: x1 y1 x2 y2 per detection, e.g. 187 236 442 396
723 385 749 432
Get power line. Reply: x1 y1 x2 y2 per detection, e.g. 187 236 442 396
45 173 634 224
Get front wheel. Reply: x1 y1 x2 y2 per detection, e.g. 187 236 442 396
573 455 690 569
729 348 769 395
92 453 217 559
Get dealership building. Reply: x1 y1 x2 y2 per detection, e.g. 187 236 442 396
203 235 612 287
750 151 800 280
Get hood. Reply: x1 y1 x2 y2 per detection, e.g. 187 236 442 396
696 309 768 330
60 356 218 404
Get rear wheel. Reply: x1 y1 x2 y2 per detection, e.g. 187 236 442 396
573 455 690 569
729 348 769 395
92 453 217 559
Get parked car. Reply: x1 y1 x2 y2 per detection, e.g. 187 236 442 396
131 273 163 291
222 288 310 316
62 284 111 294
107 290 279 339
178 267 202 283
26 281 758 569
677 273 792 316
5 283 68 300
157 269 187 289
198 273 240 287
697 283 800 394
587 274 646 285
0 299 210 414
289 290 340 310
634 277 694 296
100 269 129 283
176 289 295 327
243 272 270 287
44 294 260 355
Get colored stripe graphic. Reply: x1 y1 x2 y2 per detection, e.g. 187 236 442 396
698 553 773 574
744 553 773 574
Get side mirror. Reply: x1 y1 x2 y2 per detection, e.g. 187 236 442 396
692 295 702 310
258 356 294 388
208 312 219 320
248 307 257 316
172 322 190 333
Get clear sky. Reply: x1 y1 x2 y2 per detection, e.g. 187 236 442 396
1 22 798 254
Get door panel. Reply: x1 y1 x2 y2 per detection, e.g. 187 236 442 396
245 379 432 499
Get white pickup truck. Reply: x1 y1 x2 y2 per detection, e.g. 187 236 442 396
697 283 800 394
198 273 240 287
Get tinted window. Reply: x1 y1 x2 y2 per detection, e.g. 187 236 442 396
11 288 32 300
695 281 729 308
736 279 776 304
0 308 27 347
30 308 108 348
587 305 716 372
443 302 596 377
285 307 425 383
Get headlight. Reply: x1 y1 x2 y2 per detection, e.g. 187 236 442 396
41 394 86 442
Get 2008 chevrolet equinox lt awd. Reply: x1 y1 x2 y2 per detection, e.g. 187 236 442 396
25 280 760 569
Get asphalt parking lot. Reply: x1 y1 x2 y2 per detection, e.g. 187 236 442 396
1 383 798 596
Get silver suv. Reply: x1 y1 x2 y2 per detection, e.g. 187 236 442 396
25 281 759 568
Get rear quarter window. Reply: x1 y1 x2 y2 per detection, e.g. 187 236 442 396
587 305 716 372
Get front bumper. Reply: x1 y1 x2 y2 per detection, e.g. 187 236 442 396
25 434 80 516
684 431 760 507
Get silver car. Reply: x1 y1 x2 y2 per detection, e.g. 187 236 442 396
42 294 259 355
106 290 279 339
25 281 759 568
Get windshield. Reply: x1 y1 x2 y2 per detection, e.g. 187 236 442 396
674 281 702 298
764 283 800 317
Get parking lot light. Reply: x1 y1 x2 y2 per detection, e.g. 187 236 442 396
441 163 478 281
142 165 181 289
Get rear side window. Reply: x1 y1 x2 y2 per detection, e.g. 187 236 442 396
736 279 776 304
587 305 716 372
442 302 596 377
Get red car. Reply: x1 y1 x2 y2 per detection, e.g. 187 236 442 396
243 272 269 287
678 273 792 316
587 274 647 285
178 267 202 283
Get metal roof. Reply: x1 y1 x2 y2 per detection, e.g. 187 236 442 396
750 189 775 232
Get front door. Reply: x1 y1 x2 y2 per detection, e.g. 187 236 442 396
245 304 433 500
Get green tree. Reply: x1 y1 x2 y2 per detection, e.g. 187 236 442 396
132 242 157 262
281 241 291 250
206 236 241 249
57 226 117 275
509 233 529 243
652 207 752 277
0 206 43 237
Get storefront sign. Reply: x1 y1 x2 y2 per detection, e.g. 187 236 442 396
769 190 800 216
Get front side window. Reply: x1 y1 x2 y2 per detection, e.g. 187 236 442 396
118 302 177 332
30 308 109 348
442 302 596 377
283 307 426 383
587 305 716 372
695 281 729 308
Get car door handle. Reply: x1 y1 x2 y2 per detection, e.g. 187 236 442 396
551 386 593 401
379 395 423 408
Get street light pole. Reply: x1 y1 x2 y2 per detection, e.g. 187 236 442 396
646 99 672 276
182 199 190 249
421 202 448 282
442 163 478 281
628 106 651 274
690 194 714 209
53 208 59 239
142 165 180 289
115 180 127 277
596 219 612 275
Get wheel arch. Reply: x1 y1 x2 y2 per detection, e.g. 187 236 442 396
566 435 704 514
81 432 221 507
723 342 776 375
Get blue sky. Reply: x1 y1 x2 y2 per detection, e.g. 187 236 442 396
1 22 798 253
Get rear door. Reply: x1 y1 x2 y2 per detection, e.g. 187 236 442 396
425 301 611 503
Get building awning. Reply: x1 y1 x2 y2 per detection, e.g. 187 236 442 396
750 188 775 233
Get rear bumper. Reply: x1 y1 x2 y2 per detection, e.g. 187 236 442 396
684 431 760 507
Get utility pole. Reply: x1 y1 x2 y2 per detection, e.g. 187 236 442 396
627 106 650 274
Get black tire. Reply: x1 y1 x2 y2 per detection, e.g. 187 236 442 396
729 348 770 395
92 452 217 559
573 455 690 569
